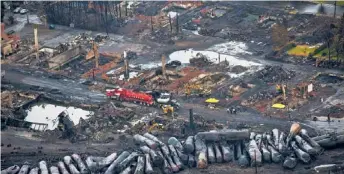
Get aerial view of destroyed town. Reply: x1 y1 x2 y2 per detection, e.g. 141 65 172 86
1 0 344 173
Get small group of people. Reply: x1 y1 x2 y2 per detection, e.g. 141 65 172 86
227 107 237 114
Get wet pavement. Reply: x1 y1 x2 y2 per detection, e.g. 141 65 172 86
1 65 106 104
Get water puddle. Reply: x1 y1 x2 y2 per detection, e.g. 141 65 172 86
167 11 179 18
168 42 262 78
135 62 162 70
24 103 93 131
119 72 139 80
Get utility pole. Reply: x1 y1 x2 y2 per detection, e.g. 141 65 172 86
189 109 195 132
150 16 154 33
93 41 99 68
169 14 172 33
25 1 29 24
125 2 128 16
161 54 166 79
123 50 129 81
176 14 179 34
334 1 337 18
34 24 39 60
119 3 121 18
282 83 286 101
115 3 118 17
254 149 258 174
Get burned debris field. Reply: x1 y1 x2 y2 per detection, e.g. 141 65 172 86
1 1 344 174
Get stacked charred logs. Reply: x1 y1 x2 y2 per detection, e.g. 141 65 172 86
2 125 343 174
248 125 325 170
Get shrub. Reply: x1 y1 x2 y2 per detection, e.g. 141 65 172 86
313 44 327 55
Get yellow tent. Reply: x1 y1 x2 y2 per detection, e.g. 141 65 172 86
205 98 219 103
272 103 286 109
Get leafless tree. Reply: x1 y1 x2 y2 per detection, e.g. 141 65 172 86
271 24 289 50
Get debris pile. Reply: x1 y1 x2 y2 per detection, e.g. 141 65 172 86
244 90 277 105
4 123 342 174
190 53 213 67
228 82 255 97
76 104 137 142
189 73 228 87
55 33 110 52
257 66 296 83
230 65 249 74
198 28 221 36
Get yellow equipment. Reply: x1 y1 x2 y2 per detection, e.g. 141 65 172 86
205 98 219 103
162 105 174 116
148 123 165 133
272 103 286 109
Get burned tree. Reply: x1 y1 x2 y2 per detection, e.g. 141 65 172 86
45 1 122 33
271 24 289 50
323 24 335 62
334 13 344 61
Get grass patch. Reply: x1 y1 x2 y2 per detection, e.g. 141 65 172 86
314 47 339 60
314 1 344 6
287 45 319 57
337 1 344 6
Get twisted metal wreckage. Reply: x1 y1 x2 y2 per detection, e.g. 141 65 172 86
2 123 344 174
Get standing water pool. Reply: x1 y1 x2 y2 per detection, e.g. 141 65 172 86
24 103 93 131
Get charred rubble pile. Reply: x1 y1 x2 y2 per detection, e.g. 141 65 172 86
3 123 344 174
190 53 213 67
55 33 109 53
245 90 277 105
257 65 296 83
76 105 137 142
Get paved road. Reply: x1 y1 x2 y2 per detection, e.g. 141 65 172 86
2 63 340 134
2 65 106 104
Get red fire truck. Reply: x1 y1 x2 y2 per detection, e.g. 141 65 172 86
106 88 155 106
106 87 181 109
